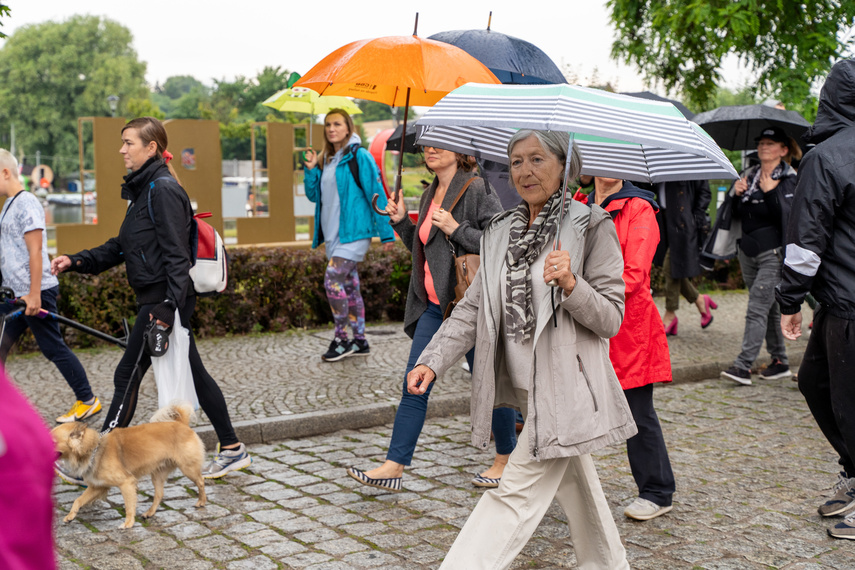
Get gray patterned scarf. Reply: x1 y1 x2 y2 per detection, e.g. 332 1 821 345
742 162 785 202
505 191 565 343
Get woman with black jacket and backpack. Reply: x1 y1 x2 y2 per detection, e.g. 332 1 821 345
51 117 251 481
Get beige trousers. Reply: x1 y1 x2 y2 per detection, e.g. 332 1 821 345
440 390 629 570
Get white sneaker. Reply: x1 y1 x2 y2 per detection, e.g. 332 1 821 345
624 497 673 521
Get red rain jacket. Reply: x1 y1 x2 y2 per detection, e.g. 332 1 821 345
581 193 673 389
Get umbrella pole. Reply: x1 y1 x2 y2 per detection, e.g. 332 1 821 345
547 136 576 287
373 87 411 216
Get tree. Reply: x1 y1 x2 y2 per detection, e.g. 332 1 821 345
608 0 855 111
0 3 10 39
0 16 147 176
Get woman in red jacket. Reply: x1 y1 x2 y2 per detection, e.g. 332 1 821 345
581 176 675 521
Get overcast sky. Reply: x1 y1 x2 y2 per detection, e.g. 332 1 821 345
1 1 754 99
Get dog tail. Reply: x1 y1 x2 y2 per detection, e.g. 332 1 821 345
149 401 196 425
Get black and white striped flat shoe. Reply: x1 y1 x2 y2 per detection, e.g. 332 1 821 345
472 474 501 488
346 466 402 492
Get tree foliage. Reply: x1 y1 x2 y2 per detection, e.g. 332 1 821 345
608 0 855 111
0 16 147 176
0 3 10 39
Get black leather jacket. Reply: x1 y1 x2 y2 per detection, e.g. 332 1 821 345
68 158 193 307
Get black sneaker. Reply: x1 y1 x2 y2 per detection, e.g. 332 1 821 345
721 366 752 385
760 358 792 380
351 338 370 356
322 338 354 362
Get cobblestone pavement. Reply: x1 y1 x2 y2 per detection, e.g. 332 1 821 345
8 289 839 568
50 375 855 569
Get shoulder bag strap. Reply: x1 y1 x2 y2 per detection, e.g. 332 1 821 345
0 190 24 228
444 176 479 256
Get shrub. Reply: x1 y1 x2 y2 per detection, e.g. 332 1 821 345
10 243 412 353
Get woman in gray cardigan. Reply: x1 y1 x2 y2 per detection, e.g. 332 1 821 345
346 146 515 492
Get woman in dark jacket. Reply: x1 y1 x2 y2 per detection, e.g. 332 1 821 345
51 117 251 480
720 126 798 385
346 146 516 492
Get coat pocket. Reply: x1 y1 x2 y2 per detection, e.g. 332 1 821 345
551 339 610 446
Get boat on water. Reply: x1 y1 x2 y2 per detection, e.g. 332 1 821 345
46 192 96 206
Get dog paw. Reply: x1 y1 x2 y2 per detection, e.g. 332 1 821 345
63 514 75 523
119 520 135 529
194 499 206 508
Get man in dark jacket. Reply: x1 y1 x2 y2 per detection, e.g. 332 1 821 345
776 58 855 540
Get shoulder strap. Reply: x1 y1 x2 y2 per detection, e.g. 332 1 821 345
146 176 175 225
0 190 24 228
447 176 478 213
347 144 362 192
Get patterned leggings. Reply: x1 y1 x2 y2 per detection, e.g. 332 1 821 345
324 257 365 341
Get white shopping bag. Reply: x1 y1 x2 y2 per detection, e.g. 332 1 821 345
151 309 199 410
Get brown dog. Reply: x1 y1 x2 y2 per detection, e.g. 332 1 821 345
52 403 207 529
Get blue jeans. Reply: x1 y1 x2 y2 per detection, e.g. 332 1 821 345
387 302 517 465
0 286 94 402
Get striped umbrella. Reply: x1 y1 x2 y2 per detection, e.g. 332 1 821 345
414 123 737 183
416 83 738 182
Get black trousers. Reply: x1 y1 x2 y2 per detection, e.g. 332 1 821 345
100 297 238 447
624 384 676 507
798 308 855 477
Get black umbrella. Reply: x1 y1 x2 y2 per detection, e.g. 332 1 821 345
621 91 695 120
428 14 566 85
385 124 418 153
693 104 811 151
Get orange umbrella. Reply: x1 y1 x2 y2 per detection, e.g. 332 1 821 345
295 16 501 212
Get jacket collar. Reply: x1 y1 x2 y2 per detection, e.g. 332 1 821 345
121 158 171 201
583 180 659 214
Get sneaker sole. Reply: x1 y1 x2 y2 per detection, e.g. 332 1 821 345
625 504 673 521
349 351 370 357
819 501 855 517
760 371 793 380
721 371 752 385
56 405 102 423
203 455 252 479
322 350 355 362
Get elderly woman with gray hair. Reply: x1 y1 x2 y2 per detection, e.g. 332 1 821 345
408 130 635 569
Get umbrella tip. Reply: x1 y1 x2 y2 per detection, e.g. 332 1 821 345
487 11 492 31
413 12 419 36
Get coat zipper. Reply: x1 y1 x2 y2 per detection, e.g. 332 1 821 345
577 355 599 412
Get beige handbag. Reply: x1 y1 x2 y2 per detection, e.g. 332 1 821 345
443 177 480 320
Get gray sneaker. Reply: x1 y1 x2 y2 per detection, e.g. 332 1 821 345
202 443 252 479
829 511 855 539
624 497 673 521
819 472 855 517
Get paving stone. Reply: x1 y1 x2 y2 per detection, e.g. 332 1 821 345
226 555 279 570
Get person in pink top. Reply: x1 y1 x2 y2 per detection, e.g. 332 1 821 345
0 365 56 570
346 146 512 492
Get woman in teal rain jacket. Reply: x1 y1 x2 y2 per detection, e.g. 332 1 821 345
304 109 395 361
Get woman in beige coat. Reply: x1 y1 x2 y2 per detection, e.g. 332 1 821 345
408 130 635 570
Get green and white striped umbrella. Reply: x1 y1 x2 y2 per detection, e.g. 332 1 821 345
416 83 738 182
415 123 737 182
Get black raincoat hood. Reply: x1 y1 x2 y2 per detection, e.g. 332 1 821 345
804 58 855 146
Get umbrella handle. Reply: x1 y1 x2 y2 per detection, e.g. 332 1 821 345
372 193 391 216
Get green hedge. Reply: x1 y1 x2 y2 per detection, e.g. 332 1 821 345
12 244 412 353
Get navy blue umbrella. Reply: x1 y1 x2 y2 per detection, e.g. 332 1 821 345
428 18 566 85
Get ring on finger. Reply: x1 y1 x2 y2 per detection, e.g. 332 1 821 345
553 265 559 271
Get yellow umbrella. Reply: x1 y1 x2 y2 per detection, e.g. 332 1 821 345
262 87 361 144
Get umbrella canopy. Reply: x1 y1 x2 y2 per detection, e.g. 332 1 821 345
414 124 737 183
418 83 735 165
295 29 501 211
693 104 810 151
385 123 418 153
262 87 362 116
294 35 500 107
428 28 566 85
621 91 694 120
